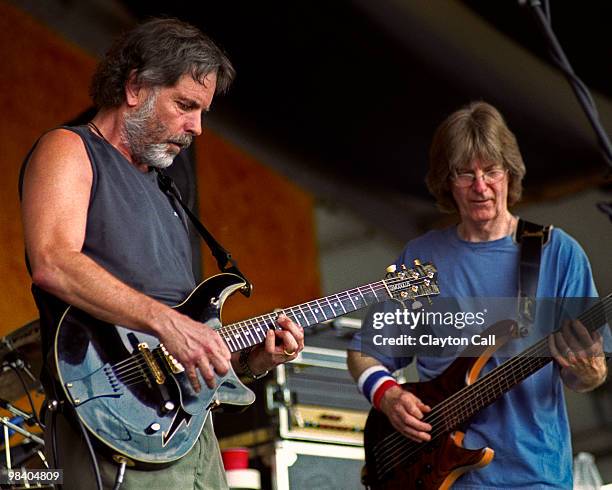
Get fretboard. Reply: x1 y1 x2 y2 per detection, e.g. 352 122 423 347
436 294 612 432
217 277 430 353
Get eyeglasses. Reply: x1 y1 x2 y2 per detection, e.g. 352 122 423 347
451 168 507 188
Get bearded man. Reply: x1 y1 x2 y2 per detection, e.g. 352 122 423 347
20 18 303 489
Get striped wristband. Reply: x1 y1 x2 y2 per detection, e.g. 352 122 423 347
357 366 399 410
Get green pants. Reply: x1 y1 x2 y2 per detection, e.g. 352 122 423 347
44 410 228 490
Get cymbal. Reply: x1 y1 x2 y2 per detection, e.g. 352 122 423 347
0 320 42 401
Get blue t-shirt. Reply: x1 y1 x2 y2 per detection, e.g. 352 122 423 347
350 224 603 489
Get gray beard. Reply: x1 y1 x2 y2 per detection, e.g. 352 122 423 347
122 91 191 169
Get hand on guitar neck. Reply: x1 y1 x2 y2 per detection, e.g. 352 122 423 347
240 314 305 376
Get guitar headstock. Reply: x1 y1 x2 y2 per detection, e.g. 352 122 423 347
384 260 439 302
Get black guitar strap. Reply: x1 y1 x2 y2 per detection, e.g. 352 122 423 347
515 218 552 336
155 168 253 297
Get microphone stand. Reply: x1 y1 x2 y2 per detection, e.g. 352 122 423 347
520 0 612 221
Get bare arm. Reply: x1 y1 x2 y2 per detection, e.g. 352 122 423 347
347 349 431 442
21 129 230 390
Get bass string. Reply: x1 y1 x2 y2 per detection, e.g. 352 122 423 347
375 323 608 479
375 347 551 477
379 295 612 468
373 338 547 461
373 299 609 465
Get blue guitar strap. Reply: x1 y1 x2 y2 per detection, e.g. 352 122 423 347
516 218 552 337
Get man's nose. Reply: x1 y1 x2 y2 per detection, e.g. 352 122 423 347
471 173 488 192
185 112 202 136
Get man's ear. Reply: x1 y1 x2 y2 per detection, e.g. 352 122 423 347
125 70 141 107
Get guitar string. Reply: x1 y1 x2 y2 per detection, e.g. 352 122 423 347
112 347 185 386
74 272 440 406
109 294 607 402
108 277 426 377
109 275 437 377
375 343 551 477
217 276 435 351
374 336 548 457
373 347 545 475
220 275 434 335
377 349 559 477
373 300 610 478
373 298 610 461
375 316 608 479
373 298 611 467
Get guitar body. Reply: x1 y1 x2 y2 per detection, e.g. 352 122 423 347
363 320 517 489
52 261 441 467
54 273 254 468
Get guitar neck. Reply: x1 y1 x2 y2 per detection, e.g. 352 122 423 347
218 276 436 354
435 294 612 431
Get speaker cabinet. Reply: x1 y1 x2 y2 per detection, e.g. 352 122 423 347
254 440 364 490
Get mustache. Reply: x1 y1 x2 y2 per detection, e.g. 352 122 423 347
168 134 193 149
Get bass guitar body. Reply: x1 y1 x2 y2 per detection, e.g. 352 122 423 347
55 273 253 468
362 320 518 489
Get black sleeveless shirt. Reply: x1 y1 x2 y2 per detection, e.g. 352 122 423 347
21 125 196 391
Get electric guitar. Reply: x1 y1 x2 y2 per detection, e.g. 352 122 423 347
362 293 611 489
55 262 439 468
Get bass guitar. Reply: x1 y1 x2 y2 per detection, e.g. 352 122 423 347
55 262 439 468
362 293 611 489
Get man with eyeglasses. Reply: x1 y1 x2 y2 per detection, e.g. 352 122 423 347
347 101 607 488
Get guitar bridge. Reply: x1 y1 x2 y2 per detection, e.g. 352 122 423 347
138 343 166 384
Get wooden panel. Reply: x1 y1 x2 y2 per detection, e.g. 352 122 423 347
0 3 96 335
196 131 321 323
1 1 321 369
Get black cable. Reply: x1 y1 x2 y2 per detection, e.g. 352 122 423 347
69 404 103 490
50 407 63 490
9 364 44 429
542 0 550 24
522 0 612 169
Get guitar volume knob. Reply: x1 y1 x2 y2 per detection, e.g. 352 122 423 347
146 422 161 434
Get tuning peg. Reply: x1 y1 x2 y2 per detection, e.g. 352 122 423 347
386 264 397 273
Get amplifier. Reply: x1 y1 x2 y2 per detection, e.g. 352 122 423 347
214 325 369 447
267 346 369 445
253 439 365 490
